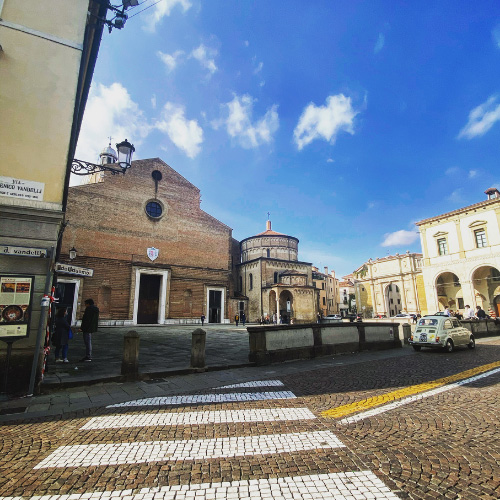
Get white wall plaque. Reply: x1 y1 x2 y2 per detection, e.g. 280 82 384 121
1 246 47 257
55 263 94 277
0 176 45 201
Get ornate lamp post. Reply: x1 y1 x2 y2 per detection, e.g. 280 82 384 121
71 139 135 176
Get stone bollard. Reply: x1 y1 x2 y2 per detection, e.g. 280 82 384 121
191 328 206 370
122 330 140 380
402 323 412 344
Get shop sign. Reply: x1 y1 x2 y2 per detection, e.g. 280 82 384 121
55 263 93 277
1 245 48 257
0 176 44 201
0 275 34 339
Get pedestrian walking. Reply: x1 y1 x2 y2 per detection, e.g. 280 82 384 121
201 314 205 326
241 312 246 326
78 298 99 362
53 307 71 363
235 313 239 326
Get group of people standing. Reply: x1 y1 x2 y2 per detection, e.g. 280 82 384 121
443 305 487 320
52 298 99 364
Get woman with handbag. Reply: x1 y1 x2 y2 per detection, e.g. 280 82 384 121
53 307 72 363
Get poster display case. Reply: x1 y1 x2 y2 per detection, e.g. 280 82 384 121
0 275 35 340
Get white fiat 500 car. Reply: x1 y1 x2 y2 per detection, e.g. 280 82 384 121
409 315 475 352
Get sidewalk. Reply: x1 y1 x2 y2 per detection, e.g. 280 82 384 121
0 342 416 423
41 323 252 388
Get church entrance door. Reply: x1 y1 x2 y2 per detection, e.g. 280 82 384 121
208 289 222 323
137 274 161 324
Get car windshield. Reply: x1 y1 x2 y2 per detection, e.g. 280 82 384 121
418 318 438 326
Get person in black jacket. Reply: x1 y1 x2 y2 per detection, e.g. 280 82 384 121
53 307 71 363
476 306 487 319
78 298 99 362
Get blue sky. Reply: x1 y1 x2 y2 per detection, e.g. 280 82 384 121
75 0 500 277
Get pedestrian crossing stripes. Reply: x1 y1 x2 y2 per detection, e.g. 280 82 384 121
34 430 345 468
81 407 316 430
0 471 399 499
106 391 296 408
215 380 285 389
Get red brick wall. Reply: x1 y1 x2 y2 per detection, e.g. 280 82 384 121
60 158 234 320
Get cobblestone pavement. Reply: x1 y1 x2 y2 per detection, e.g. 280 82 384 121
0 339 499 499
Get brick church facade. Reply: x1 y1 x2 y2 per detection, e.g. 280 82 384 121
58 157 239 325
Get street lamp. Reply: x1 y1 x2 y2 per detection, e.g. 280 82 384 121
71 139 135 176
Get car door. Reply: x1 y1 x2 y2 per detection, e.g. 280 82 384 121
449 318 465 346
443 318 455 344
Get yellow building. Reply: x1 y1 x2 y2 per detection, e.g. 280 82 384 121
312 266 338 317
0 1 108 394
353 252 426 318
416 188 500 317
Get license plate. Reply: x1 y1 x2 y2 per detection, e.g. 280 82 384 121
420 334 427 342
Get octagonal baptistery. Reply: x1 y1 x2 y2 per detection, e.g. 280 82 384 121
241 220 299 263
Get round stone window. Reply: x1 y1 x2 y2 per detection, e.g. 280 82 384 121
145 200 163 219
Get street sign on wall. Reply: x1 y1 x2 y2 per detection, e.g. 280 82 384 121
55 263 94 277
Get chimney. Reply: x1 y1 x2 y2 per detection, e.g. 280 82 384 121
324 266 328 275
485 187 500 200
266 220 272 231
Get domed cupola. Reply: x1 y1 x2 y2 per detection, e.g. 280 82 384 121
240 219 299 263
99 140 118 165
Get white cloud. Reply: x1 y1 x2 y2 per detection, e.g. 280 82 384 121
374 33 385 54
445 166 459 176
492 24 500 49
447 188 464 203
293 94 360 150
244 40 249 47
190 44 218 74
157 50 184 72
327 158 334 163
151 94 157 109
458 96 500 139
469 169 478 178
143 0 191 32
75 82 151 164
254 61 264 74
381 230 419 247
155 102 203 158
215 94 279 149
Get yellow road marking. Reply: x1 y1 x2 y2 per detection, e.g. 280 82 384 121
321 360 500 419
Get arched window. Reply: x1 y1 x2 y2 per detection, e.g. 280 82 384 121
267 249 270 258
249 273 253 290
274 272 278 283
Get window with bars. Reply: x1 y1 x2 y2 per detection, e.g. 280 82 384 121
474 229 487 248
437 238 448 255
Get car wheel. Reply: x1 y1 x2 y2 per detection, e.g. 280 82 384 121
468 336 475 349
412 345 421 351
445 339 454 352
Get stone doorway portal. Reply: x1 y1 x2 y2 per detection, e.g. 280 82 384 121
137 274 161 324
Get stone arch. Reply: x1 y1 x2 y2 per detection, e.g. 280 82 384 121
435 272 462 312
471 265 500 316
279 290 293 323
385 283 401 317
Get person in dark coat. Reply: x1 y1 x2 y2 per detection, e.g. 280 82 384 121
79 298 99 361
53 307 71 363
